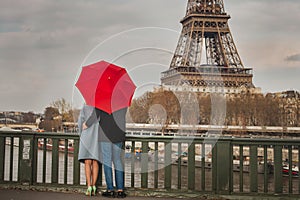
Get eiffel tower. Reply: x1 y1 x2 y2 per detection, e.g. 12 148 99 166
161 0 256 93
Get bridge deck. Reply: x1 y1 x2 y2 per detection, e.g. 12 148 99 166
0 188 204 200
0 188 299 200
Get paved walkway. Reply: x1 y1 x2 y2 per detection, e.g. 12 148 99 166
1 188 300 200
0 189 187 200
0 189 178 200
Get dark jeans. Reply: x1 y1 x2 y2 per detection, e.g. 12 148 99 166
101 142 124 191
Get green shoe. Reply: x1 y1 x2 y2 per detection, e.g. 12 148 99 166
92 186 97 196
85 186 92 196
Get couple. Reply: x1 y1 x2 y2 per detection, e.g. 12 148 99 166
78 104 127 198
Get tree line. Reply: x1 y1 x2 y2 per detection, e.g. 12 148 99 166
38 90 299 132
129 89 300 127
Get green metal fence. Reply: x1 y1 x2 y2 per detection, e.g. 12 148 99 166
0 131 300 196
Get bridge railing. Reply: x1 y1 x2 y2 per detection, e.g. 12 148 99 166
0 131 300 196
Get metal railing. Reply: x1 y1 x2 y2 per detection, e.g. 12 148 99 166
0 131 300 196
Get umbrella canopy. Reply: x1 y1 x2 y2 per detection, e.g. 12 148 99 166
75 60 136 114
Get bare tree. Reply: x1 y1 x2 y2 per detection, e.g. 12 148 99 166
50 98 72 122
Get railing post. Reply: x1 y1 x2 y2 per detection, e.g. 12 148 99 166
130 141 135 188
73 139 80 185
187 142 195 190
32 136 38 184
164 141 172 190
51 138 59 184
154 142 159 189
19 134 34 185
214 140 231 194
141 141 148 188
212 143 217 192
250 145 258 192
274 145 283 194
201 143 206 191
177 142 182 190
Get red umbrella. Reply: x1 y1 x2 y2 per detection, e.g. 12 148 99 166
75 60 136 114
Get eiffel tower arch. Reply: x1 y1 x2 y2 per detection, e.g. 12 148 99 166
161 0 259 93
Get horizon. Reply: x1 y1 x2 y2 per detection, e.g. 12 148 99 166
0 88 299 114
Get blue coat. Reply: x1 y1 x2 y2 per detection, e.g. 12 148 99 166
77 105 101 163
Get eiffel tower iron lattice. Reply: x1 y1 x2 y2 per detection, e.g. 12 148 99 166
161 0 256 93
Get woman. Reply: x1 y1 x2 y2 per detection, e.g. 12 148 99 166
85 107 127 198
78 104 101 196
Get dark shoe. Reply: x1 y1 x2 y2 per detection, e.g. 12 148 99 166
102 190 115 198
116 191 126 198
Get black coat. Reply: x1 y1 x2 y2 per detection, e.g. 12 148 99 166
86 107 127 143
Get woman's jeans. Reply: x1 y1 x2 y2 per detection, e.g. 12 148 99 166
101 142 124 191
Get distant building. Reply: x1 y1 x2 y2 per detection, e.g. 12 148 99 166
275 90 300 126
0 111 40 124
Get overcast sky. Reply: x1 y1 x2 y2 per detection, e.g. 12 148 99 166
1 0 300 113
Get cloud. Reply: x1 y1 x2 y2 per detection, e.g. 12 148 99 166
0 0 299 112
285 54 300 62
